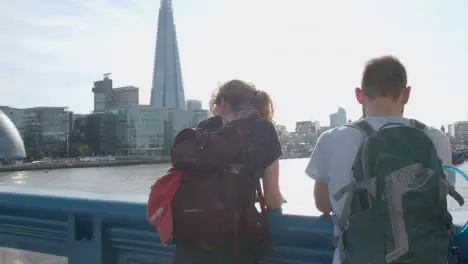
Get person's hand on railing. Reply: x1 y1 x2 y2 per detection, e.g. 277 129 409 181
318 213 331 219
281 196 287 204
267 207 282 214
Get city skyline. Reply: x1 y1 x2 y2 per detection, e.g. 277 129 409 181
1 1 468 130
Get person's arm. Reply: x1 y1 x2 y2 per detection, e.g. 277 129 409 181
261 121 284 210
263 160 283 210
428 128 455 185
305 132 331 214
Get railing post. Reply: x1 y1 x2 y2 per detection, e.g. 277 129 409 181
67 213 104 264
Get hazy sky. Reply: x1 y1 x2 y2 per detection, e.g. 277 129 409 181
0 0 467 130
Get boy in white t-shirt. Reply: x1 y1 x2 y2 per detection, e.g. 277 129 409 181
305 55 454 264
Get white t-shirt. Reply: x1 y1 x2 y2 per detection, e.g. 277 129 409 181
305 116 454 264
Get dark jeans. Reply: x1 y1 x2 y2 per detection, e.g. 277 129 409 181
173 243 258 264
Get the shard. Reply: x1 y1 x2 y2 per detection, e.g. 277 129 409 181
150 0 186 110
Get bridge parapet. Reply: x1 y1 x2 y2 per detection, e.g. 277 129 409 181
0 187 466 264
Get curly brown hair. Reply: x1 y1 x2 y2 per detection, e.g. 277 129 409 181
209 80 275 121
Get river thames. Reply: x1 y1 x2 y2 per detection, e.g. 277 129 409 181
1 158 467 224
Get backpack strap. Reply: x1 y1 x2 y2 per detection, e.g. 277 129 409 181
409 119 427 130
333 119 378 263
376 118 425 132
256 177 269 246
345 119 374 137
232 123 270 247
378 122 407 131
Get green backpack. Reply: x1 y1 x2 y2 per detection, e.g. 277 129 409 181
332 119 465 264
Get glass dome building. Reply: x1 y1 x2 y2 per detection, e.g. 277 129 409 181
0 110 26 160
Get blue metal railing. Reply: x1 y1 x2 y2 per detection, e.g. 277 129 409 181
0 188 466 264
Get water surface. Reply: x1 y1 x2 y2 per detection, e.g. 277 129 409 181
0 159 467 224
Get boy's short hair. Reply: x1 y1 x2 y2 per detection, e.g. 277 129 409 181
361 55 407 100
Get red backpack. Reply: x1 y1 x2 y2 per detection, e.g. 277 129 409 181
147 129 198 245
170 121 268 250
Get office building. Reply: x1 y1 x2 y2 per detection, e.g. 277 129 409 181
106 106 165 156
92 74 140 113
275 125 287 135
186 100 202 111
448 124 454 137
105 106 204 156
295 121 320 135
330 107 347 128
92 74 113 113
70 112 118 156
111 86 139 109
22 107 71 157
453 121 468 143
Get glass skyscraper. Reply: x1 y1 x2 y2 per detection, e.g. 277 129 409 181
150 0 186 110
